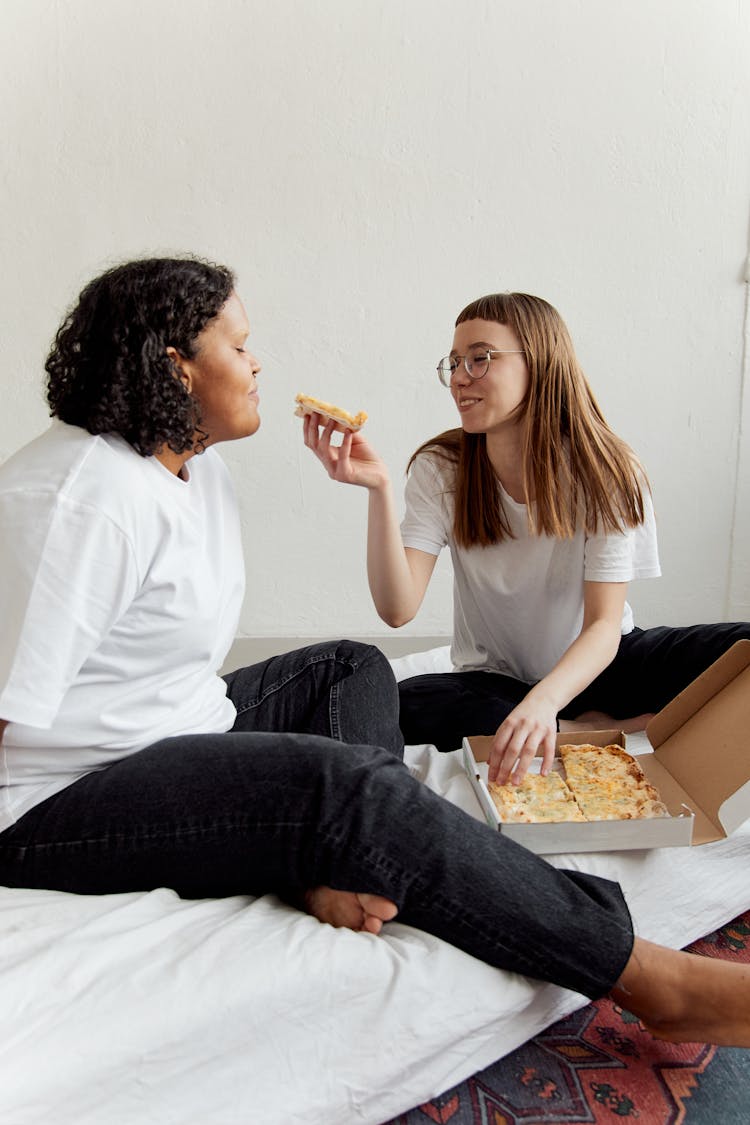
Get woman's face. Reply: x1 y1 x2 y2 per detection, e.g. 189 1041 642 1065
177 291 262 446
449 318 529 436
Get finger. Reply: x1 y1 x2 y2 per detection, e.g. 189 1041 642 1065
498 724 540 785
332 430 355 480
509 741 541 785
310 418 337 466
539 731 557 776
488 723 514 783
490 744 516 785
303 412 323 448
491 726 528 784
340 430 354 454
319 417 339 452
493 751 520 786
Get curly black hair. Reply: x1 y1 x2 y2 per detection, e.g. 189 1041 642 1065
45 256 236 456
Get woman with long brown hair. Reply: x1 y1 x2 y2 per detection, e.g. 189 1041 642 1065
303 291 749 786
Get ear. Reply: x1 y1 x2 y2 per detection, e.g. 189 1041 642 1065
166 346 193 392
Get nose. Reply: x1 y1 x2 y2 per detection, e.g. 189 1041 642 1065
451 360 471 388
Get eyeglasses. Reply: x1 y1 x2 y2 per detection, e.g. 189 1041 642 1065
436 349 524 387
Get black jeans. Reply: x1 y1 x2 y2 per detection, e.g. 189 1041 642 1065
399 621 750 752
0 640 632 998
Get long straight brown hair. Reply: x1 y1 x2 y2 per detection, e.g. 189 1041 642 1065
409 293 647 547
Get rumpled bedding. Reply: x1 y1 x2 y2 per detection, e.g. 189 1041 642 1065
1 645 748 1124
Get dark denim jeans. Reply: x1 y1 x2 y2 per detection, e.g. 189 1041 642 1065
399 621 750 751
0 640 633 998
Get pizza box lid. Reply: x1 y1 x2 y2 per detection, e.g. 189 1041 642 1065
462 731 694 854
645 638 750 844
462 639 750 853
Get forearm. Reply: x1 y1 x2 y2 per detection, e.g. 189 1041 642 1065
525 618 622 714
366 483 426 627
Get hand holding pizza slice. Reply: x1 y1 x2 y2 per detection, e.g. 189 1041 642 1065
297 392 391 492
294 393 368 432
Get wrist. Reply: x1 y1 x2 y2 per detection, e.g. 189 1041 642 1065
366 472 392 496
525 683 565 716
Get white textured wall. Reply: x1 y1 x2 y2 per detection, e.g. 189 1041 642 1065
1 0 749 641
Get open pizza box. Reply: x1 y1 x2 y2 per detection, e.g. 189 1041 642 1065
462 639 750 854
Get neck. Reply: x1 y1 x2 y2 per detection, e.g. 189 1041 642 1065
154 446 195 479
485 426 529 503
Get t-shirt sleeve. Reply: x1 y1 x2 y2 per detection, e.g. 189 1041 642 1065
400 455 450 557
0 491 139 728
583 488 662 582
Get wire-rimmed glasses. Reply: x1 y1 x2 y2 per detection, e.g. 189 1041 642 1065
436 349 524 388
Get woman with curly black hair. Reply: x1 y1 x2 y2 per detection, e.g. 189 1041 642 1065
45 256 235 455
0 256 748 1049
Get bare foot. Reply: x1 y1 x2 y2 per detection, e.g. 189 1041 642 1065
611 937 750 1046
303 887 399 935
559 710 655 734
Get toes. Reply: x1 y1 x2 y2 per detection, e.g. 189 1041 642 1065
303 887 398 933
358 893 399 922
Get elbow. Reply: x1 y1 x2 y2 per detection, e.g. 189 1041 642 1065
378 606 416 629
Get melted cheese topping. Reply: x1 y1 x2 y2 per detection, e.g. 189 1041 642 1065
488 773 586 823
489 744 669 824
294 393 368 431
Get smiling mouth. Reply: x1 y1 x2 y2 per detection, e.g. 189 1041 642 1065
457 396 482 409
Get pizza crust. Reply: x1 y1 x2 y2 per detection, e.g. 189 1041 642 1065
489 744 669 824
294 393 368 431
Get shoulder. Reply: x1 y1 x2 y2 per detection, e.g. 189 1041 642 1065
1 424 127 514
1 424 159 532
404 451 456 517
2 421 139 485
408 448 456 487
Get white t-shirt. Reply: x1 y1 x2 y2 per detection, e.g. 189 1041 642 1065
0 421 245 830
400 453 661 682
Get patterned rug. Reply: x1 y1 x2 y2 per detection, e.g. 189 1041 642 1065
383 911 750 1125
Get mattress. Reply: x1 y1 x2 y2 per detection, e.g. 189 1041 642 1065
1 644 748 1124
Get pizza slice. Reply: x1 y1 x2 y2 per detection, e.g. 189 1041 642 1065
294 393 368 431
488 772 586 823
559 743 647 785
572 783 668 821
559 744 669 820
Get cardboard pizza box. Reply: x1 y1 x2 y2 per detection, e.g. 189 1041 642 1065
462 638 750 854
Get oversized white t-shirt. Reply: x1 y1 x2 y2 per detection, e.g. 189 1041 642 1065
400 453 661 682
0 421 245 830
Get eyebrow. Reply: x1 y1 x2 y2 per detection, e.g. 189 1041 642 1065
450 341 495 356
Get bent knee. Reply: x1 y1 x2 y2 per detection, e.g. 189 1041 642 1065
334 639 394 680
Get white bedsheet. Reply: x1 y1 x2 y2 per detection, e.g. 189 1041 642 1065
1 645 749 1125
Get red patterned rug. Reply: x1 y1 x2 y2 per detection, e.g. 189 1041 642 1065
383 911 750 1124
